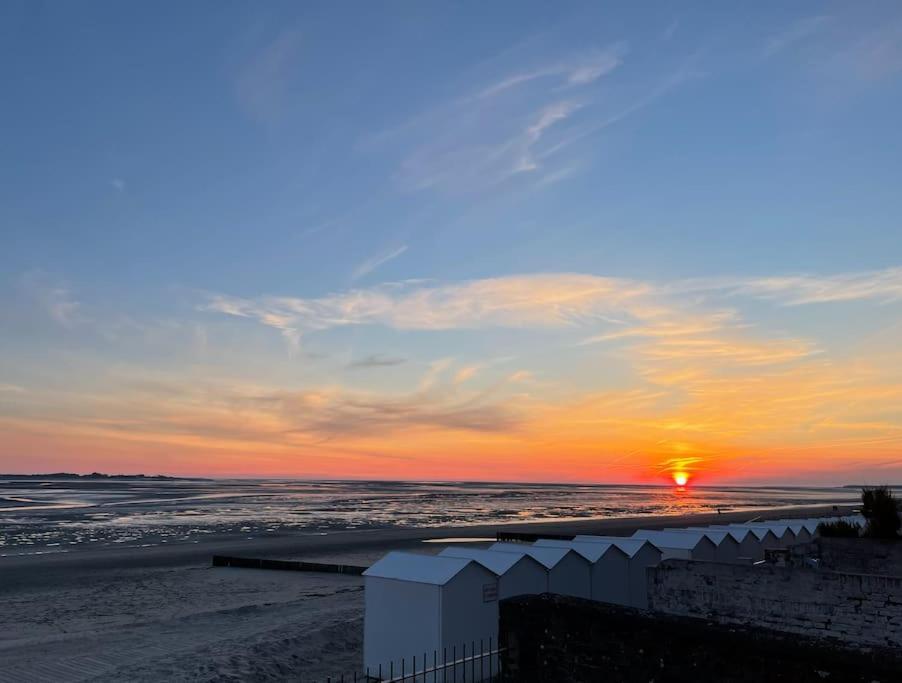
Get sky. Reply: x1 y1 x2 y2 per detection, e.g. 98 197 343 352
2 1 902 484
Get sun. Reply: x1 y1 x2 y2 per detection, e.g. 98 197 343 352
672 472 689 487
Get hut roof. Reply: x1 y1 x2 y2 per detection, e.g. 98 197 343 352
364 551 486 586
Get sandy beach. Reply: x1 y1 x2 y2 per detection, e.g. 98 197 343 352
0 503 853 682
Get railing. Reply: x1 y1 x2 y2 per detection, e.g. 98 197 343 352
309 639 504 683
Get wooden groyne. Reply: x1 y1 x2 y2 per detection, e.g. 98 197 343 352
212 555 368 575
495 530 574 543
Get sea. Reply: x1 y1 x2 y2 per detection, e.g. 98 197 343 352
0 478 859 557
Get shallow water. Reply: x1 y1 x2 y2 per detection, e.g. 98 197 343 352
0 478 858 556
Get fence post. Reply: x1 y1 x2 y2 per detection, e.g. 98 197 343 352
480 639 483 681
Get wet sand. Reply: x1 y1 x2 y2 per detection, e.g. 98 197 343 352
0 504 852 682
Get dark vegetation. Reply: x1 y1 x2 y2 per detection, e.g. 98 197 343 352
817 519 861 537
861 486 901 539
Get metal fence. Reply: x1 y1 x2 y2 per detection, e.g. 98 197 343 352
309 638 504 683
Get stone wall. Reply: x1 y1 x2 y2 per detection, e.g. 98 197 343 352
788 538 902 575
499 594 902 683
648 559 902 648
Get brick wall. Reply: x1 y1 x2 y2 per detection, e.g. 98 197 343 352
499 595 902 683
648 559 902 648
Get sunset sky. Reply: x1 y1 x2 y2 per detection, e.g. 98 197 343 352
2 1 902 484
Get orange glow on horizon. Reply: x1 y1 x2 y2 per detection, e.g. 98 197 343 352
672 471 690 487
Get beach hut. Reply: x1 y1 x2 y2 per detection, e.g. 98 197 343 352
695 526 765 560
668 528 742 563
796 519 822 536
572 536 663 608
439 547 547 599
631 530 717 562
781 521 813 543
488 543 591 599
363 552 498 680
754 522 799 547
533 539 630 605
729 524 795 548
712 524 781 551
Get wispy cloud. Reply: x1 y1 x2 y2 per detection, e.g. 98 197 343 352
476 44 627 99
763 15 831 58
204 273 655 343
110 178 125 192
713 267 902 305
382 44 637 194
18 271 82 327
347 354 407 369
235 28 304 125
0 383 25 394
206 266 902 346
827 20 902 82
419 357 454 392
351 245 408 282
454 365 481 385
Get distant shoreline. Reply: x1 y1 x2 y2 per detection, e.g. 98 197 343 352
0 472 211 481
0 502 856 585
0 474 881 487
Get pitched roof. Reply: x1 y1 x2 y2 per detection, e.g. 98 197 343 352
364 551 486 585
727 524 786 536
488 542 584 569
533 539 628 562
631 530 714 550
439 547 543 574
572 535 662 558
747 523 795 536
672 528 739 546
716 525 778 541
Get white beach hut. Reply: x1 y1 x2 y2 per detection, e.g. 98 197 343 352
696 526 764 560
572 536 663 608
754 523 799 547
780 521 813 543
729 524 794 548
363 552 499 680
669 528 742 563
712 524 781 551
630 530 717 562
439 547 547 599
794 519 822 536
488 543 591 599
533 539 630 605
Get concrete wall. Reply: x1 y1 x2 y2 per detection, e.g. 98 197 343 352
648 559 902 648
499 594 902 683
789 537 902 575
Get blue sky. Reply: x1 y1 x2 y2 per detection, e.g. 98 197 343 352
2 1 902 482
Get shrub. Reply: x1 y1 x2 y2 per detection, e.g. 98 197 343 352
817 520 861 538
861 486 901 539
